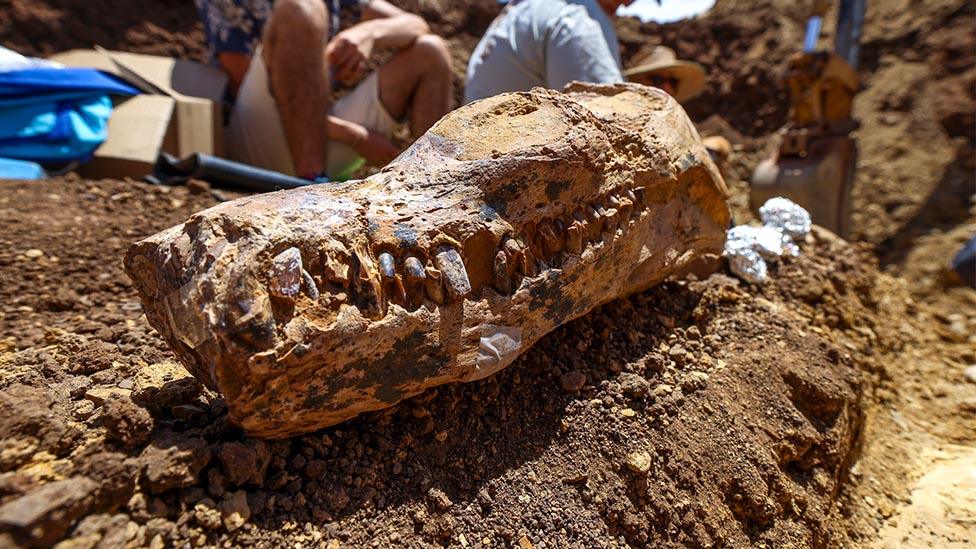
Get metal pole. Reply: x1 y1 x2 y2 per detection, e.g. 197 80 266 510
835 0 867 69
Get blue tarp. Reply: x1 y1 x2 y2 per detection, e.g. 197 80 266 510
0 156 44 179
0 67 138 164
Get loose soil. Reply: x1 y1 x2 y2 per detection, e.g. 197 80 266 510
1 0 974 547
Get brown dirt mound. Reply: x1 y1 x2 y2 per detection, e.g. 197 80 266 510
3 177 872 547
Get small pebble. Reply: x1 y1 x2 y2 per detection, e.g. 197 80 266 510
623 451 652 474
427 488 453 511
24 249 44 259
652 384 673 398
618 373 649 398
681 371 710 392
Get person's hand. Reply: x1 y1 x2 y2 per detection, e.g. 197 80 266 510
326 27 374 86
353 127 399 166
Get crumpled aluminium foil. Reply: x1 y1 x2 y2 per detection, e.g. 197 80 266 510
724 198 811 284
759 197 813 239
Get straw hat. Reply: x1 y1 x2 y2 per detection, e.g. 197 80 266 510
623 46 706 103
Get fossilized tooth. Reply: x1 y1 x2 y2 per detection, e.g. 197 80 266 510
400 256 427 308
403 256 426 282
433 247 471 301
378 252 396 280
632 186 646 206
301 269 319 300
584 206 603 241
269 247 302 300
123 83 730 438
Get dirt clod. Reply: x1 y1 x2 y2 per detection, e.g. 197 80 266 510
619 372 650 398
559 370 587 393
101 394 154 448
140 433 211 494
216 441 271 488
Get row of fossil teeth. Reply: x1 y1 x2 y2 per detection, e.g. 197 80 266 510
263 185 646 318
266 242 472 320
491 185 647 295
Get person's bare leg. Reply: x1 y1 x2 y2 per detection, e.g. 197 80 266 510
377 34 453 137
262 0 331 177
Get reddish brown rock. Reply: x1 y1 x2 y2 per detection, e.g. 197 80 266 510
124 83 730 438
101 394 154 449
216 440 271 487
139 432 211 494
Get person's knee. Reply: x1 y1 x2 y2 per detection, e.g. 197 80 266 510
412 33 452 73
267 0 329 45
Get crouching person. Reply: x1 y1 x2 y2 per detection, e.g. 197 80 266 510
196 0 453 180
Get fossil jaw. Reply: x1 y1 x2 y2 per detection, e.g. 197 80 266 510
124 83 730 438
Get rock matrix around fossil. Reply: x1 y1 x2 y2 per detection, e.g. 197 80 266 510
124 83 730 438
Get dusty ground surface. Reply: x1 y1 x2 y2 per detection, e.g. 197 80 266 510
1 0 974 547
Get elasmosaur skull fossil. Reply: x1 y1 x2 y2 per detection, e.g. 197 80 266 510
125 83 730 438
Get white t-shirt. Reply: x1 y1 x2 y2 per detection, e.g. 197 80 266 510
464 0 624 104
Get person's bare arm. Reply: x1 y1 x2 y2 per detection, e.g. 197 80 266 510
217 52 252 96
327 0 431 85
326 115 398 166
357 0 429 49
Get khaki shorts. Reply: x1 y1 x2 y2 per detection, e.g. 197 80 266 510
226 47 396 179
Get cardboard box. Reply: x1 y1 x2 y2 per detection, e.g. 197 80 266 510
79 95 176 179
49 48 227 178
